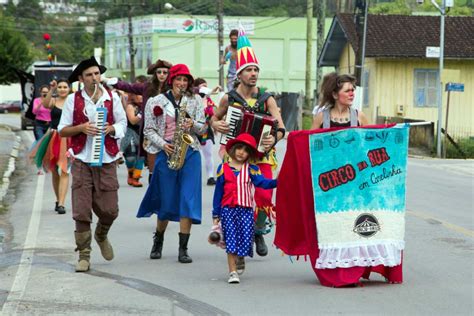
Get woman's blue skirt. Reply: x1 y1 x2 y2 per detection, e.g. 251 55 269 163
137 148 202 224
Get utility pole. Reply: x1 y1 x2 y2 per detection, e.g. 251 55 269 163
127 5 136 82
305 0 313 110
436 0 446 158
315 0 326 100
426 0 446 158
217 0 224 88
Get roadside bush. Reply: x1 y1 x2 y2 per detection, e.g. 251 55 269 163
446 137 474 159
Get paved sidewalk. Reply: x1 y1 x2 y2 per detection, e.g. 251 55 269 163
0 124 21 206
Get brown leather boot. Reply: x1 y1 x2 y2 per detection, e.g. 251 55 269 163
74 231 91 272
127 168 134 186
94 222 114 261
132 168 143 187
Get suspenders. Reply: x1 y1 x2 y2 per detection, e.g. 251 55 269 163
322 108 358 128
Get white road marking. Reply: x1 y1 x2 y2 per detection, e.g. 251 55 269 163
1 174 45 315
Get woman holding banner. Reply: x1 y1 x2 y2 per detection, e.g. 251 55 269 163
311 73 368 129
276 72 405 287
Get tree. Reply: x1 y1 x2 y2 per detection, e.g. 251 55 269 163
15 0 43 21
78 32 96 61
0 16 33 84
370 0 411 15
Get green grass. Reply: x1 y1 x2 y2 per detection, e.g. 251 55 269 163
446 137 474 159
303 114 312 130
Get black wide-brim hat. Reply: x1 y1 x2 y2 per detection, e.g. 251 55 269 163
68 56 107 83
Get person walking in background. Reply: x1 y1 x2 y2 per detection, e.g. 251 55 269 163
193 78 222 186
137 64 206 263
58 56 127 272
122 75 147 187
212 133 277 284
220 29 238 92
29 79 72 214
105 59 172 183
32 85 52 140
43 79 71 214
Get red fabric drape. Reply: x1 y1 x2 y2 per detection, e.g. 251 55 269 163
274 125 402 287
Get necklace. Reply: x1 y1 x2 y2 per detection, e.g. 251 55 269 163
330 115 350 122
330 108 350 122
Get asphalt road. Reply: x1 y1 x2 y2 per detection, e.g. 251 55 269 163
0 113 472 315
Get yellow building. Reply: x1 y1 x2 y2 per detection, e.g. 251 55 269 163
319 13 473 140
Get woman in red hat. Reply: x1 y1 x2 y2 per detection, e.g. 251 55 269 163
104 59 172 182
137 64 207 264
212 133 277 284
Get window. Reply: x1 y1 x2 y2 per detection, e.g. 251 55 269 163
125 39 130 69
145 37 153 68
136 38 143 69
414 69 439 107
115 39 122 69
362 70 369 107
107 40 114 68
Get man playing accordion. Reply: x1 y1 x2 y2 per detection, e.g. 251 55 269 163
211 27 286 257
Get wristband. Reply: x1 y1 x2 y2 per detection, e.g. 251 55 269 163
277 128 286 140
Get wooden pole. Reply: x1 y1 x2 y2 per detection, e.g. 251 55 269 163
217 0 224 88
127 5 136 82
315 0 326 100
305 0 313 110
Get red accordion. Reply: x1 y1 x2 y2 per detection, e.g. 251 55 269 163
220 106 278 153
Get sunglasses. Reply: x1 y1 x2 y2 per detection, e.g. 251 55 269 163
41 93 48 97
156 70 168 75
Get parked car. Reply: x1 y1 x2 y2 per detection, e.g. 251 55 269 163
0 100 21 113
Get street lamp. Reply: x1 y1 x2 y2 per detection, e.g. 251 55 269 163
426 0 449 158
163 2 225 88
164 3 192 16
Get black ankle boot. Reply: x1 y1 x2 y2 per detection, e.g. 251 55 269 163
150 230 164 259
254 234 268 256
178 233 192 263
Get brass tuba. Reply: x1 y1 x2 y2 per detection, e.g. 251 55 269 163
167 90 195 170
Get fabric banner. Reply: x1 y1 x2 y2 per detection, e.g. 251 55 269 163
309 126 409 269
13 68 35 120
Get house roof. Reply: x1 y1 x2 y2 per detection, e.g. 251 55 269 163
319 13 474 67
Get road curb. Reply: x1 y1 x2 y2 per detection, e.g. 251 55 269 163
0 125 21 205
408 154 431 159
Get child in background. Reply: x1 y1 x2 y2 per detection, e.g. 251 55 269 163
193 78 222 185
121 76 147 187
212 133 277 284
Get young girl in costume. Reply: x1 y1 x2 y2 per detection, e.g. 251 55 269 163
212 133 277 284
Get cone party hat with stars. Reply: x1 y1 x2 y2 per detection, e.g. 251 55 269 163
236 26 259 74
